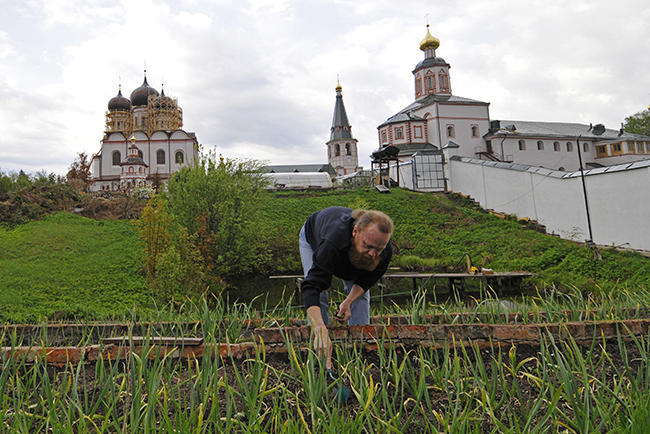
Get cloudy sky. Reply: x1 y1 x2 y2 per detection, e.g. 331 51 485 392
1 0 649 175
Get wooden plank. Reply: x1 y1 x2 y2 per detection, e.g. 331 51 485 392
375 184 390 193
103 336 204 346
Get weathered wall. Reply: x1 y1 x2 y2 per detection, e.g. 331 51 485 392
447 157 650 251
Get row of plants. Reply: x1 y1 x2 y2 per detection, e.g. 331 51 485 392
1 304 649 432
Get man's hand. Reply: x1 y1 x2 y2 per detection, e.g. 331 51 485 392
307 305 332 369
337 300 352 322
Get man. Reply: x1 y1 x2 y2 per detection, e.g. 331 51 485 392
299 206 393 369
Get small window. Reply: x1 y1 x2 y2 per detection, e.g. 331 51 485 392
112 150 121 165
553 141 560 151
583 143 589 152
537 141 544 150
518 140 526 151
345 143 351 155
637 142 644 153
381 131 387 143
175 151 184 164
137 149 143 159
627 142 635 153
646 142 650 152
613 143 621 152
596 145 607 156
128 167 134 174
566 142 573 152
335 144 340 157
446 125 455 138
415 76 422 95
157 150 165 164
395 127 403 139
471 126 479 137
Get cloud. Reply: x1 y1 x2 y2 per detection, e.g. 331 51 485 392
0 0 649 176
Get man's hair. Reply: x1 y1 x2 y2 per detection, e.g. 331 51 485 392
351 209 394 235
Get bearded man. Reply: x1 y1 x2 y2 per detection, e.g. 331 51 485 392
298 207 393 369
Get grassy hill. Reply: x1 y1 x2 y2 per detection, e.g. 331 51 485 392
1 188 649 323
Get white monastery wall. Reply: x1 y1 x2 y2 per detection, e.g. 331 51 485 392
447 158 650 251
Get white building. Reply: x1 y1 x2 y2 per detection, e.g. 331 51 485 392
326 81 362 176
90 72 199 191
376 26 650 170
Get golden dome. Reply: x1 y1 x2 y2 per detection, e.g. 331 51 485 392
335 79 342 92
419 24 440 51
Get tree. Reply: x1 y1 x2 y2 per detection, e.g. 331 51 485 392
67 152 92 192
165 152 270 281
622 109 650 136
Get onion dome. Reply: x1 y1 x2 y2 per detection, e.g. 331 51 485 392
335 80 342 93
130 72 159 106
107 86 131 111
152 85 174 109
419 24 440 51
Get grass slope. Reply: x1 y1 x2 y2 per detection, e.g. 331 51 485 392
1 188 648 323
0 213 151 323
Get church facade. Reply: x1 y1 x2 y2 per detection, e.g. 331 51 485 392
377 26 650 172
90 72 199 191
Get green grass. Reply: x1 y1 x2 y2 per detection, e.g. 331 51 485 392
0 213 153 323
1 187 649 323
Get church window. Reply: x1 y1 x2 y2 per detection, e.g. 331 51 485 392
627 142 635 153
537 141 544 150
335 144 340 156
137 149 143 158
553 141 560 151
395 127 403 139
471 125 479 137
139 167 143 174
612 143 621 152
345 143 351 155
446 125 455 138
129 167 134 174
175 151 184 164
518 140 526 151
415 75 422 95
439 71 449 91
583 143 589 152
414 126 423 139
596 145 607 156
381 131 387 143
637 142 644 153
157 150 165 164
112 150 121 165
566 142 573 152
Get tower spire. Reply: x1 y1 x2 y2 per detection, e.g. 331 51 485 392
326 80 359 176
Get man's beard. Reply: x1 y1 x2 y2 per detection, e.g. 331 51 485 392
348 245 381 272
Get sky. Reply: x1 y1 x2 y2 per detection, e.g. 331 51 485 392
1 0 649 176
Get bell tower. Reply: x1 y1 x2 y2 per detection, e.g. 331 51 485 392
326 80 360 176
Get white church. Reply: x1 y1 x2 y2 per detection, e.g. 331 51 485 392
376 25 650 171
89 72 199 191
372 25 650 251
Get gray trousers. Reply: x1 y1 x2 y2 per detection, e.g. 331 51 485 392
299 225 370 326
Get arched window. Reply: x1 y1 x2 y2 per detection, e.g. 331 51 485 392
137 149 143 159
425 71 435 93
345 143 351 155
112 150 121 165
446 125 455 138
128 167 134 174
566 142 573 152
553 141 560 151
157 150 165 164
439 71 449 91
175 151 184 164
471 126 479 137
335 144 340 157
583 143 589 152
518 140 526 151
537 141 544 150
415 74 422 95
